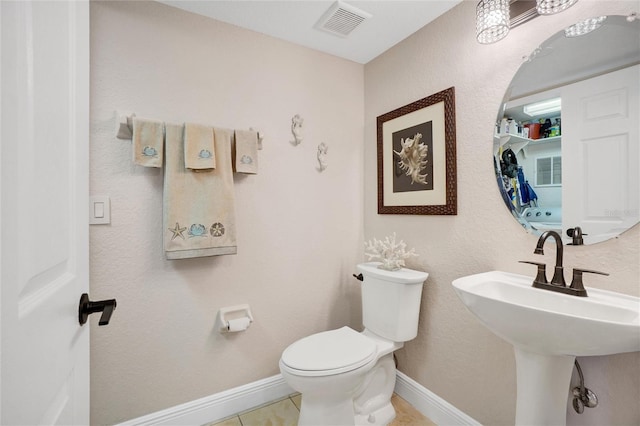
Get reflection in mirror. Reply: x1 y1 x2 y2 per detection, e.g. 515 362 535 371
494 14 639 245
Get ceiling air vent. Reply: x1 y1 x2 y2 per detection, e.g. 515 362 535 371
315 1 372 38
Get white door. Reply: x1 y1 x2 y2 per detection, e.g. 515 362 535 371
1 1 90 424
562 64 640 244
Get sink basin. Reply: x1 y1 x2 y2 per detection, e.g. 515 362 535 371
452 271 640 425
452 271 640 356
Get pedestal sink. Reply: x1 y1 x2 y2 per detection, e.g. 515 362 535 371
452 271 640 426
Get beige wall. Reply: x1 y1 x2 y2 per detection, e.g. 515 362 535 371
364 1 640 425
89 1 364 424
90 1 640 425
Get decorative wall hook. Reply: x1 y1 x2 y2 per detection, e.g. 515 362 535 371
291 114 304 146
317 142 328 171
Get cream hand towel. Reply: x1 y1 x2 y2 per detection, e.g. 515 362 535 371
184 123 216 171
132 117 164 168
234 129 259 174
164 123 237 259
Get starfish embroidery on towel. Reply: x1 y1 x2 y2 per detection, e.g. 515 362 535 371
168 222 187 240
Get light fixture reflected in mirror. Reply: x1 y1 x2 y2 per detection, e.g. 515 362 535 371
476 0 510 44
523 97 561 116
564 16 607 37
536 0 578 15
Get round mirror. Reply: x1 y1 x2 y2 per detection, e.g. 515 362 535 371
494 14 639 245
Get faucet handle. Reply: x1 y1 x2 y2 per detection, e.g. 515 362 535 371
569 268 609 296
519 260 547 286
567 227 588 245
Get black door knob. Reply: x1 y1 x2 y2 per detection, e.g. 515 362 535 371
78 293 117 326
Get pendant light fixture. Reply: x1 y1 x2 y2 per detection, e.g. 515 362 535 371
476 0 510 44
536 0 579 15
477 0 581 44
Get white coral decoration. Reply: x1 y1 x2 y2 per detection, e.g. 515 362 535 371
364 233 418 271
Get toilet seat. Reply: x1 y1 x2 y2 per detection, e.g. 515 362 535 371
281 327 377 377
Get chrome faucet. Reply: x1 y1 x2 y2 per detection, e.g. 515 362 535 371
519 230 609 297
534 230 566 286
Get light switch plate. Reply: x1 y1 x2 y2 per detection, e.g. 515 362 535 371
90 195 111 225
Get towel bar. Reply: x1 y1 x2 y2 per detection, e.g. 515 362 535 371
115 110 264 150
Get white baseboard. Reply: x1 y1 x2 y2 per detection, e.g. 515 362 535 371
394 370 481 426
118 371 479 426
117 374 294 426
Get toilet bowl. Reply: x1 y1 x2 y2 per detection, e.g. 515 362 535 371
279 263 428 426
280 327 400 426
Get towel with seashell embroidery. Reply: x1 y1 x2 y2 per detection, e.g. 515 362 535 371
164 124 237 259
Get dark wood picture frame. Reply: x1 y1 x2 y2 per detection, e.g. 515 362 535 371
376 87 457 215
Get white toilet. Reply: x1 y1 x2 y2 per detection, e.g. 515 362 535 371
279 262 428 426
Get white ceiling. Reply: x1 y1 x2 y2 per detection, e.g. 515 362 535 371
157 1 464 64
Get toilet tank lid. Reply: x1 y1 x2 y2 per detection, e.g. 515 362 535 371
281 327 376 375
357 262 428 284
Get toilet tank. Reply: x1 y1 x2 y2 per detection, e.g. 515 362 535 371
357 262 428 342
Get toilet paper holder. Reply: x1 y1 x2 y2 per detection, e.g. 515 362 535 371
217 304 254 333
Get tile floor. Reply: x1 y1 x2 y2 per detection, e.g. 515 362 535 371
206 393 436 426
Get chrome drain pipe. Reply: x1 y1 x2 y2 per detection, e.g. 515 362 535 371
572 359 598 414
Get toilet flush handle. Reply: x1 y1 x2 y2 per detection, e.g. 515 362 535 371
353 273 363 281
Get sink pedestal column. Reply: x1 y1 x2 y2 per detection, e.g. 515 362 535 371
514 348 575 426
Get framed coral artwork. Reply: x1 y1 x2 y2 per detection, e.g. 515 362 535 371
376 87 457 215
